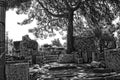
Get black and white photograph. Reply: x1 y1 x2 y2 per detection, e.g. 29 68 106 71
1 0 120 80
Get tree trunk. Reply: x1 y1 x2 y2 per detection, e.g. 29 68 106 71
0 0 6 80
67 11 74 54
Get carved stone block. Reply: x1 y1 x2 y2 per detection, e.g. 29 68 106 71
6 62 29 80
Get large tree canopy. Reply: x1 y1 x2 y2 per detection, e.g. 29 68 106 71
7 0 120 54
9 0 84 53
6 0 31 10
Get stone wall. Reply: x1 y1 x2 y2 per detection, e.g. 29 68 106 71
105 48 120 71
36 54 59 65
74 36 97 63
58 53 83 64
6 62 29 80
36 55 44 65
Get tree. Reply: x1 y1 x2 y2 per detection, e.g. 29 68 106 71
6 0 31 10
13 0 83 54
51 38 62 47
63 0 119 54
77 0 120 60
7 0 120 54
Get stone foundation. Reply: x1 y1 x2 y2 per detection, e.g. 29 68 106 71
6 62 29 80
58 54 74 63
105 48 120 71
58 53 83 63
36 55 44 65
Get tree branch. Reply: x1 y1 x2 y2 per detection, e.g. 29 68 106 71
63 0 71 10
73 0 82 11
37 0 68 18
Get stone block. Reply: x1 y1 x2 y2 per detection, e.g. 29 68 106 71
6 62 29 80
105 49 120 71
36 55 44 65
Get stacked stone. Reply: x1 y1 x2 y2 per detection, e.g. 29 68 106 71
6 62 29 80
74 36 96 63
44 55 59 63
19 35 38 57
36 55 44 65
105 49 120 71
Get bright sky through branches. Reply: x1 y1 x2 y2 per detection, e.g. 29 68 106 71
6 9 35 41
6 9 65 45
6 8 119 46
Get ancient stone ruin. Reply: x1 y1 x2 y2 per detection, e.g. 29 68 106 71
12 35 38 64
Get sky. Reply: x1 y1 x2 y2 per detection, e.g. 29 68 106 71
6 9 66 45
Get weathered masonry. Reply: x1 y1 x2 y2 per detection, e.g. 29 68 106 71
0 0 6 80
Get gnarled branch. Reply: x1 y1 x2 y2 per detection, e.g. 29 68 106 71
63 0 71 10
73 0 82 11
37 0 68 18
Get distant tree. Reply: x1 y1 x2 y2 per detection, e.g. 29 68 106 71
43 44 52 48
51 38 62 47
